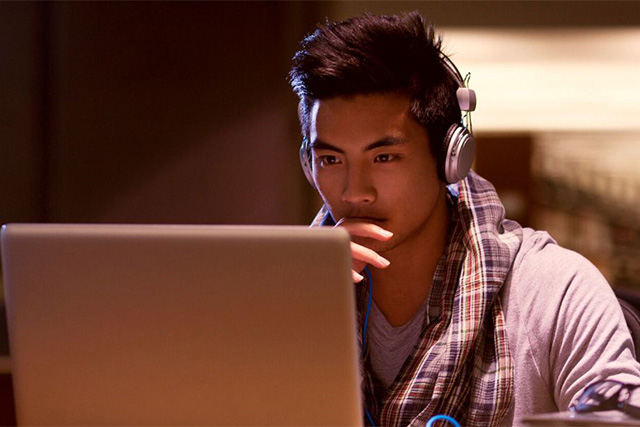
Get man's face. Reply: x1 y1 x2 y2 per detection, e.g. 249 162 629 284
309 92 446 254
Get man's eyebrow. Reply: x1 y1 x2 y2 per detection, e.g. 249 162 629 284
309 139 344 153
310 136 407 153
365 136 407 151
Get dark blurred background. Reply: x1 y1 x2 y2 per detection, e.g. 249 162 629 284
1 1 640 423
2 1 640 227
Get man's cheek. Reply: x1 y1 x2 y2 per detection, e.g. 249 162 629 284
317 193 341 218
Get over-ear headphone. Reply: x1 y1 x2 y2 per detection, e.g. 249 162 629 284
299 137 316 188
438 53 476 184
298 53 476 187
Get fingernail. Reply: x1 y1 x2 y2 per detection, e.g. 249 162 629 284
380 229 393 238
353 272 364 283
378 256 391 267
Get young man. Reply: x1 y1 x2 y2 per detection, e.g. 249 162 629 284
289 11 640 427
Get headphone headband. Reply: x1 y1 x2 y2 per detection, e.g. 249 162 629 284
440 52 477 113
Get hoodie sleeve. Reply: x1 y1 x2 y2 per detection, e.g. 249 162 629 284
503 228 640 421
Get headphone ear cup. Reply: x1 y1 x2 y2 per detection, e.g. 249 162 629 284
438 125 456 183
299 140 316 189
439 124 475 184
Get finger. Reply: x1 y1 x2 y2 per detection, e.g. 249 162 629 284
335 219 393 241
351 241 390 269
352 270 364 283
353 258 367 276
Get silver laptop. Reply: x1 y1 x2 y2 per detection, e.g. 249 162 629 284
1 223 362 426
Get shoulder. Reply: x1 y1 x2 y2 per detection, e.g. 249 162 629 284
507 228 610 301
503 228 640 410
513 228 602 281
503 227 615 334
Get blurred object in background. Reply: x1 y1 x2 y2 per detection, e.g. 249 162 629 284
475 131 640 290
531 132 640 289
474 134 533 227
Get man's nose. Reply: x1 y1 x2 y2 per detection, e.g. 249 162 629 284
341 165 376 204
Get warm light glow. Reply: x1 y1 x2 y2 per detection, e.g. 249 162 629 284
440 28 640 132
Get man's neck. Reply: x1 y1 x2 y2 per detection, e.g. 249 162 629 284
369 188 450 327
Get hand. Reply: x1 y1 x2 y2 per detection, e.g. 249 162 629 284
335 219 393 282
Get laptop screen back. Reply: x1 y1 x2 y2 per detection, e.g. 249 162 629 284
1 224 362 426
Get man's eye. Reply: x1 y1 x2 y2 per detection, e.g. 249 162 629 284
318 155 340 167
374 153 396 163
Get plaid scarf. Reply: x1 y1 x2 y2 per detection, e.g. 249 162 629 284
312 171 523 426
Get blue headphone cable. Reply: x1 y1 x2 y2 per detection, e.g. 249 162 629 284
362 266 374 358
362 267 376 426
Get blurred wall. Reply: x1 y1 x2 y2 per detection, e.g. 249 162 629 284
325 1 640 27
2 1 639 227
0 2 326 226
1 3 44 224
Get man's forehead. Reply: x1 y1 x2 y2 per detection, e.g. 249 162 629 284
311 93 411 115
309 94 415 145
